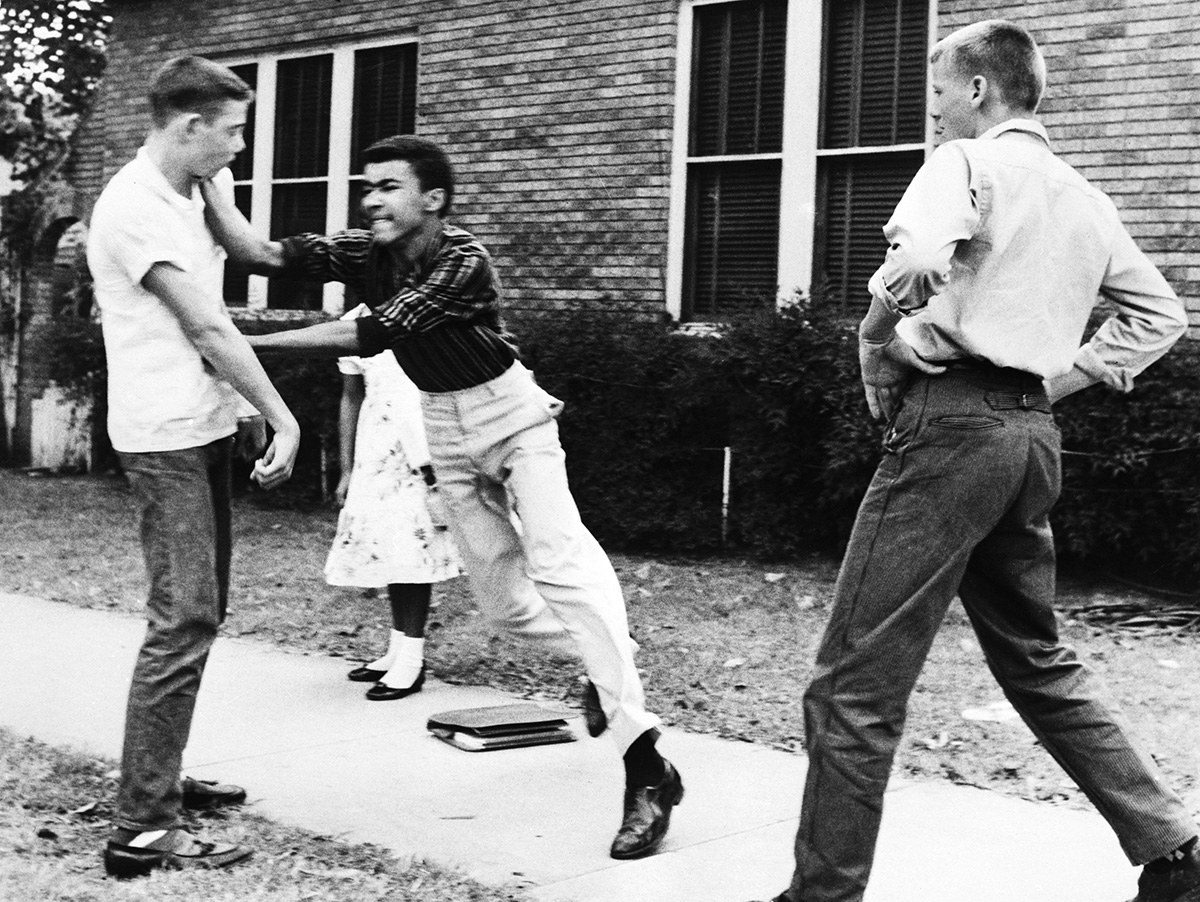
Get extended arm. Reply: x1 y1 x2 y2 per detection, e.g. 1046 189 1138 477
143 262 300 487
248 319 363 356
200 176 286 273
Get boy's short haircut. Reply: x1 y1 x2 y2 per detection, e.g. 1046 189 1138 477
931 19 1046 112
148 56 254 128
362 135 455 216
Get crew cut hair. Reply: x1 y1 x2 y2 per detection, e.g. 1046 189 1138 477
362 135 455 217
931 19 1046 112
148 56 254 128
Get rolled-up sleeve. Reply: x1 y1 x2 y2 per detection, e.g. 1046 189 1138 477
868 143 979 315
1077 211 1187 391
279 230 373 285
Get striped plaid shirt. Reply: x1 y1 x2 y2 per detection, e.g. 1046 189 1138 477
279 224 518 392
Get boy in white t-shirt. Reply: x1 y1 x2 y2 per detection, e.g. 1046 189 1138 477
86 55 300 877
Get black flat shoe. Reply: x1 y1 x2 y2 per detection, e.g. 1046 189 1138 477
348 665 387 682
582 678 608 737
609 758 684 859
181 776 246 810
103 828 252 878
366 666 425 701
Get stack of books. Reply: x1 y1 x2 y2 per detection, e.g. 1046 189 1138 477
427 702 577 752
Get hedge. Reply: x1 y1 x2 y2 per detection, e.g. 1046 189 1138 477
40 298 1200 585
523 300 1200 588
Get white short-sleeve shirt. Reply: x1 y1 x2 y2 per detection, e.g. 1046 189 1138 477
87 150 252 452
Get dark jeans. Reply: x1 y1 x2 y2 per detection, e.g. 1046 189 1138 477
114 436 233 832
789 365 1195 902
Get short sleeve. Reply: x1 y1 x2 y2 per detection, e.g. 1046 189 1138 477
98 195 194 287
337 303 371 374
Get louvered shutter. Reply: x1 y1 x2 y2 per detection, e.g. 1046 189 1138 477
684 0 787 320
268 54 333 310
223 63 257 306
351 44 418 166
818 150 924 306
347 44 418 229
685 160 782 318
815 0 927 308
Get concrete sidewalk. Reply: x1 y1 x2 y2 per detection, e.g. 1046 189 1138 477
0 592 1138 901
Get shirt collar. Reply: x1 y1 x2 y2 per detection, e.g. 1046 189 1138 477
978 118 1050 147
132 146 198 209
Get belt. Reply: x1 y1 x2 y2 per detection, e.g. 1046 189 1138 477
936 359 1050 411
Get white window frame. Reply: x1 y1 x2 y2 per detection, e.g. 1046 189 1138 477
666 0 936 322
226 35 417 314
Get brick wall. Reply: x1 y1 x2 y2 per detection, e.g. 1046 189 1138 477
72 0 679 324
940 0 1200 327
70 0 1200 327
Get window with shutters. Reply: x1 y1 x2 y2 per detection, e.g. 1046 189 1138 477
668 0 930 321
814 0 929 308
222 39 418 312
682 0 787 321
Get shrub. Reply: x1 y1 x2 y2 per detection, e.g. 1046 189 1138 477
1053 348 1200 588
523 302 1200 587
519 296 883 557
40 288 1200 584
237 318 343 507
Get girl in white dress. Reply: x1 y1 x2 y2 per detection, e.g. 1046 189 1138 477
326 306 463 700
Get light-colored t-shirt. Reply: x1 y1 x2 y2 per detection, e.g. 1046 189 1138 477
87 151 252 452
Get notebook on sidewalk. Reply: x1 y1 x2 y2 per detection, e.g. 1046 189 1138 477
427 702 577 752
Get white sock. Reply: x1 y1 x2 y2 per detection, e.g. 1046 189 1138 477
365 629 405 671
380 636 424 689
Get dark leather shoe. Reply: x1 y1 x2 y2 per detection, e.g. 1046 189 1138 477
582 679 608 737
181 776 246 810
1130 840 1200 902
104 828 252 878
366 666 425 701
348 665 387 682
609 759 684 859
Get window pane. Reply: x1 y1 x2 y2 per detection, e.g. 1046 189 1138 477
684 160 781 320
347 177 366 229
267 182 328 309
274 54 332 179
222 184 253 306
822 0 928 148
692 0 787 157
814 150 924 307
352 44 418 165
228 63 256 182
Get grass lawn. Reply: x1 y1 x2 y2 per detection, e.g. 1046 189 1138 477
0 728 527 902
1 468 1198 893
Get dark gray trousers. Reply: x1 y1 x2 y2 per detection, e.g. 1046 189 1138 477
789 365 1195 902
114 436 233 832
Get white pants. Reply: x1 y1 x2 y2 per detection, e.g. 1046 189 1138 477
421 362 660 753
